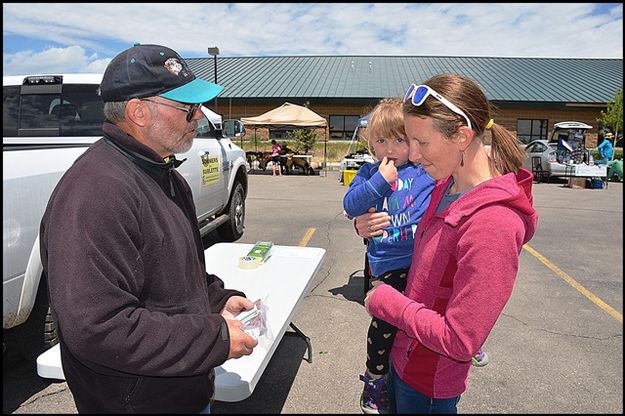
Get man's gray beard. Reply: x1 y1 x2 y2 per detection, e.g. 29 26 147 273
173 139 193 155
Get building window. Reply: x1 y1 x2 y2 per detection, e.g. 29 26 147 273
269 127 293 141
329 115 359 140
517 119 547 144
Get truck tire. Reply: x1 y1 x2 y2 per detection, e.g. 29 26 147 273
217 181 245 241
4 278 58 362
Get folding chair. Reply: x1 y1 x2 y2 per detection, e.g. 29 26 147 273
531 156 548 183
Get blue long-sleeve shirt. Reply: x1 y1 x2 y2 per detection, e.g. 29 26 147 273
343 162 435 277
597 139 613 159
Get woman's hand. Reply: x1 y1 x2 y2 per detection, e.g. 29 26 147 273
354 208 391 238
364 280 384 315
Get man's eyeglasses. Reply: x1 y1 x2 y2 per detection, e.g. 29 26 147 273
403 84 472 130
140 98 201 122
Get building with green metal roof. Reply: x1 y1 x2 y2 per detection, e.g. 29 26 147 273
186 55 623 146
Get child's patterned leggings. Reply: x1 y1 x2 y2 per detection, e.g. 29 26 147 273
365 267 409 376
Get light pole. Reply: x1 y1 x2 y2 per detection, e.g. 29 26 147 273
207 47 219 111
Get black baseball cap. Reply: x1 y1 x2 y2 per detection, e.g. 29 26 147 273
99 43 224 103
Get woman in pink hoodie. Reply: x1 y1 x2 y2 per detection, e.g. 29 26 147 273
357 73 538 414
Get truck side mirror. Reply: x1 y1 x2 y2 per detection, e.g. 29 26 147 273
223 120 246 138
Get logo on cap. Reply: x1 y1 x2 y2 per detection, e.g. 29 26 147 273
164 57 187 76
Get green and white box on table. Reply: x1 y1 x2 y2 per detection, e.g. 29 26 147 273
238 241 273 269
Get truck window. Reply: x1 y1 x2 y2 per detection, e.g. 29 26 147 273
3 83 104 138
3 86 19 136
21 93 62 130
61 84 104 136
195 114 217 139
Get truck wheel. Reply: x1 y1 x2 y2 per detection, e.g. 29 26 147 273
4 279 58 362
217 181 245 241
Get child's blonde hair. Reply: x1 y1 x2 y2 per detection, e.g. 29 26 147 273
363 98 406 157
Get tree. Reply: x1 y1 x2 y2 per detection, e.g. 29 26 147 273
287 128 318 154
598 88 623 154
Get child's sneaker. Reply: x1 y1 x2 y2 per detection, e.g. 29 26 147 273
471 348 489 367
359 373 389 414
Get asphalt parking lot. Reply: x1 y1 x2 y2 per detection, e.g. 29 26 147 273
3 170 623 414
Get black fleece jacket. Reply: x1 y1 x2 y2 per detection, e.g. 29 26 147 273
40 122 244 413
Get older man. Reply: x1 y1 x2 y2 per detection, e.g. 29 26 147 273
40 44 258 413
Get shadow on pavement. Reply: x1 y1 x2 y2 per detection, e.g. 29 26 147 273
2 347 55 414
328 268 366 307
212 334 308 414
248 169 320 176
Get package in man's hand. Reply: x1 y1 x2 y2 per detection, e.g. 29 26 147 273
234 299 267 340
234 304 259 325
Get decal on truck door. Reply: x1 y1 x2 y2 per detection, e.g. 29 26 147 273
201 153 220 186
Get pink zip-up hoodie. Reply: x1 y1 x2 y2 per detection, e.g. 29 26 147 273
369 168 538 399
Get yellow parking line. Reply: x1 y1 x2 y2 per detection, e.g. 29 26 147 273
298 228 316 247
523 244 622 323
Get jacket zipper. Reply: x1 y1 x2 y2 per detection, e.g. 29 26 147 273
406 339 417 358
124 378 140 411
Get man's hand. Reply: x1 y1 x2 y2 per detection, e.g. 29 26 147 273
220 296 254 319
354 208 391 238
225 319 258 359
378 157 398 184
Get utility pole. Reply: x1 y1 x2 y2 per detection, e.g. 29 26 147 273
207 47 220 111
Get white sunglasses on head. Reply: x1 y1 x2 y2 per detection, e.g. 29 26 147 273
403 84 472 130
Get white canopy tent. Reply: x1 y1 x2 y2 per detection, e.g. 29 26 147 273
241 102 328 173
241 102 327 127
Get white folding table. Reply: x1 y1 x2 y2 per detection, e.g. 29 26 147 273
206 243 325 401
37 242 326 402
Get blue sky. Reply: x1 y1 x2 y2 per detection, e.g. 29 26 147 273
3 3 623 76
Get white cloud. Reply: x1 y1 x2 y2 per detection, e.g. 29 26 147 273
83 58 112 74
2 46 108 75
2 3 622 75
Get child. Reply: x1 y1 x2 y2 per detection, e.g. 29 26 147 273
343 98 433 414
343 98 487 414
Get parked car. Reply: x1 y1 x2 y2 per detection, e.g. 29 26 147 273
523 121 605 181
523 139 567 179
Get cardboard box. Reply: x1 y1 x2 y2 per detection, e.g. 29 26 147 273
567 177 587 189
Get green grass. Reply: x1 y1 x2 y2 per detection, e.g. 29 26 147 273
591 147 623 160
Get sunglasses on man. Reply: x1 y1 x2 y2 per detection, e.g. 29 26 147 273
403 84 472 130
141 98 201 122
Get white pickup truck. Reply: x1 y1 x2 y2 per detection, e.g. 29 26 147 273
3 73 249 359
